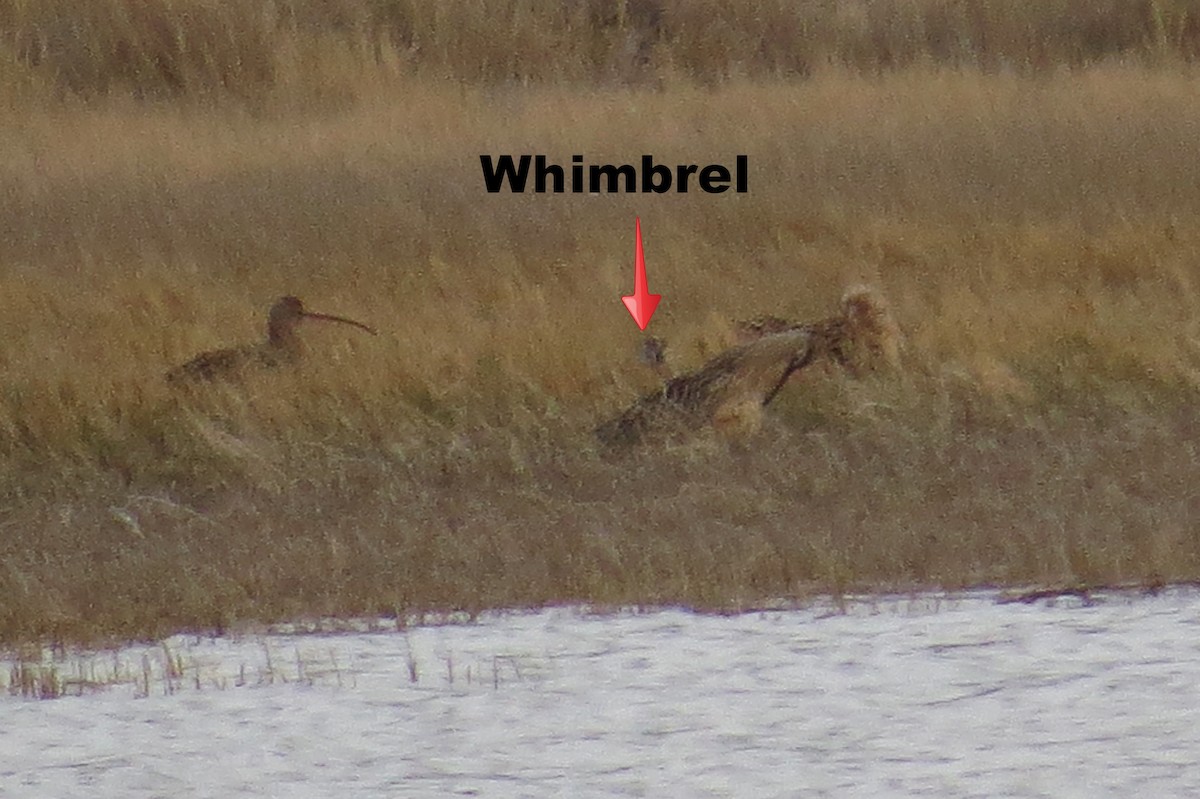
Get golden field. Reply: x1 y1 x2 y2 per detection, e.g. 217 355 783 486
2 1 1200 645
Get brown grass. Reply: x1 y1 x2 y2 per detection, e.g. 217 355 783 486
3 4 1200 647
3 0 1200 104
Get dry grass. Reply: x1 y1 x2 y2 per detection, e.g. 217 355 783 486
3 0 1200 104
2 4 1200 647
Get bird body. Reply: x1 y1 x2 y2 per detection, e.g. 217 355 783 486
638 336 673 381
597 287 902 447
596 328 815 447
167 296 376 384
166 341 290 383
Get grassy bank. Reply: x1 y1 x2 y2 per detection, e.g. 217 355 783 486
3 9 1200 645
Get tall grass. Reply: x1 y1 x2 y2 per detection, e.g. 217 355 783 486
2 0 1200 104
2 3 1200 646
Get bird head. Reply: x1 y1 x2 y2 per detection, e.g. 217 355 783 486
267 296 377 345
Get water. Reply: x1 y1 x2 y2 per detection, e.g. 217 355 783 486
3 590 1198 798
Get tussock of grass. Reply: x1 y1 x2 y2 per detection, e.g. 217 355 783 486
3 8 1200 645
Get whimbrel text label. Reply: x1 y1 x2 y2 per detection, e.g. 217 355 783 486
480 155 748 194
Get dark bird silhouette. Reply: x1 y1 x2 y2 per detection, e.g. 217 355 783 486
166 296 376 384
638 336 673 381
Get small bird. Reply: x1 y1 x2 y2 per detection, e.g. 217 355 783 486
166 296 376 384
638 336 673 381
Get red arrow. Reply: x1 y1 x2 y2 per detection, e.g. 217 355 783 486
621 217 661 330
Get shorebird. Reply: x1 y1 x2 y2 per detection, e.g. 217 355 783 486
595 327 816 447
638 336 673 381
595 287 902 447
166 295 377 383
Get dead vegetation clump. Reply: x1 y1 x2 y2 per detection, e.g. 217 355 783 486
596 287 905 448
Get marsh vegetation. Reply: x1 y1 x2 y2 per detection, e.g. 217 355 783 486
2 0 1200 645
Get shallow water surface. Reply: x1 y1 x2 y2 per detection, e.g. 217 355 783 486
3 591 1198 798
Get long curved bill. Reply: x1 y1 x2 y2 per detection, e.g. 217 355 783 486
302 311 377 336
